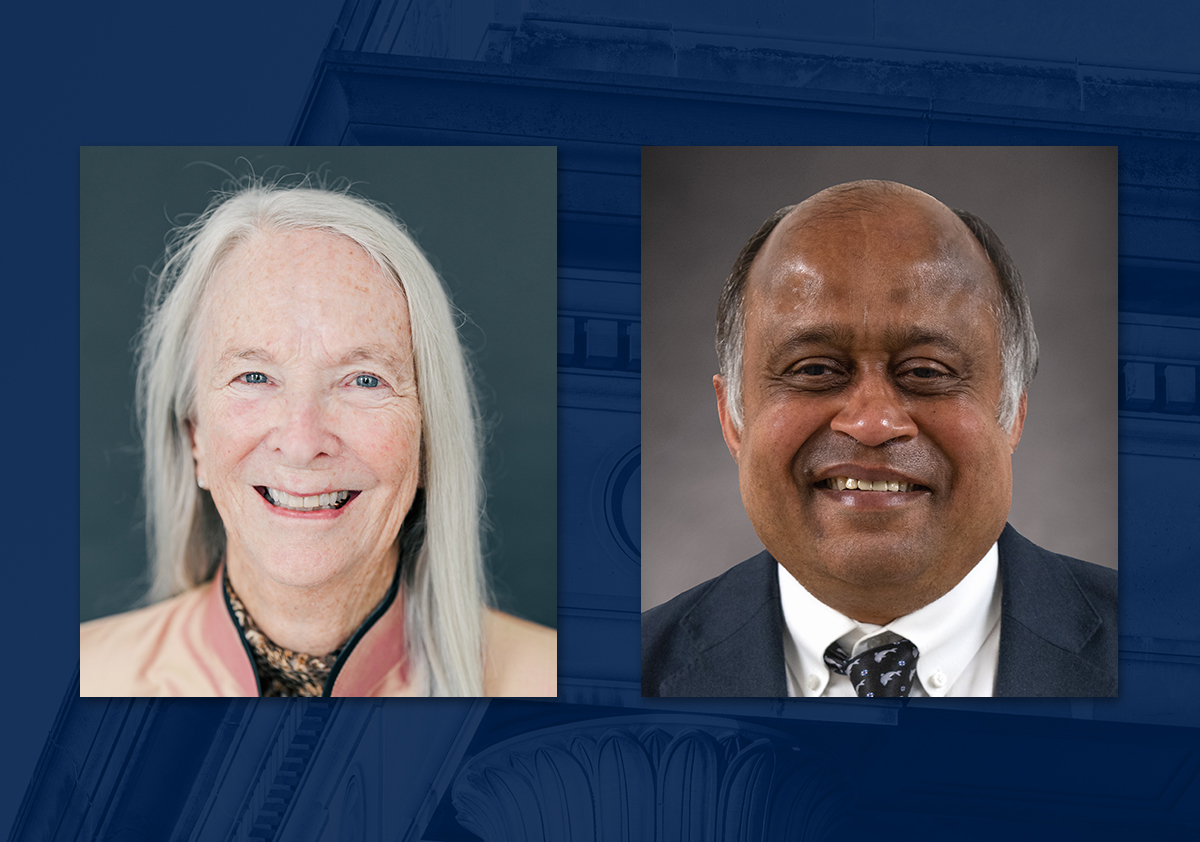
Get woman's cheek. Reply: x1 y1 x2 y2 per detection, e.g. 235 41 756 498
352 400 422 460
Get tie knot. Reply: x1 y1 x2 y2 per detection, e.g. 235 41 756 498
824 637 919 698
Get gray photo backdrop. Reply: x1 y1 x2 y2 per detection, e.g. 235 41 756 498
642 146 1117 610
80 146 557 628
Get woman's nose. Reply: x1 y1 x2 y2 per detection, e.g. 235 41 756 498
271 394 340 465
829 373 918 446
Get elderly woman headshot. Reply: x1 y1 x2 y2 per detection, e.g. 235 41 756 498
80 176 556 697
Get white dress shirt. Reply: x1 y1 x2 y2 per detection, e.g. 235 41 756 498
779 543 1002 697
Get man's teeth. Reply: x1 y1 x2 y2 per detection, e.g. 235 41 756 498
265 488 352 511
827 477 912 492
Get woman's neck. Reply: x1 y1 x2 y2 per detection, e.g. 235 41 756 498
224 551 398 656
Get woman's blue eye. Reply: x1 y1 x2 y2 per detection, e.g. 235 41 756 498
355 374 381 388
243 372 268 384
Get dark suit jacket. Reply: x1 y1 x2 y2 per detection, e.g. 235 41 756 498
641 524 1118 697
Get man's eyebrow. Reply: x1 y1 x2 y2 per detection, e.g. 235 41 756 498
766 325 857 359
766 325 970 358
882 326 970 357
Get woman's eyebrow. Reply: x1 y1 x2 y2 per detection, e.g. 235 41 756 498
338 344 412 373
212 345 412 373
215 347 274 368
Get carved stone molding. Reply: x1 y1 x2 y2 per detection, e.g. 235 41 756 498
451 717 848 841
236 699 337 842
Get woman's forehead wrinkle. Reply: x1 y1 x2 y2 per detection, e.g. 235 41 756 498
192 228 416 391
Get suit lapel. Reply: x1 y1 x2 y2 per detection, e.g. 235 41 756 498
656 527 1112 697
995 525 1113 696
659 552 788 697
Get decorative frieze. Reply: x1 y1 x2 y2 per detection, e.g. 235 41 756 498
452 718 848 841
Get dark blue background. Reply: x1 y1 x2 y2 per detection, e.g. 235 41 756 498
6 0 1200 838
6 1 342 828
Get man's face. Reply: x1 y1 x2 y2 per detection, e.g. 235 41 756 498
716 194 1025 622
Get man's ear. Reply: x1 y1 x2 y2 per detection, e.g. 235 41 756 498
1007 391 1027 452
714 375 742 461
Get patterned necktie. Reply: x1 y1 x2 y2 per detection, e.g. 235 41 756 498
824 637 920 698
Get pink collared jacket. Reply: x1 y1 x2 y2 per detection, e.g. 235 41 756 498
80 575 557 697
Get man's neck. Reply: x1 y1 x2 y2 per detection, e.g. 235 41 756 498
780 554 986 626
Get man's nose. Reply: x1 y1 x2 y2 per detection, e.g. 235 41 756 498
272 393 340 465
829 373 918 446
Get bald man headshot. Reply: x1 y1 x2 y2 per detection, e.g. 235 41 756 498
641 170 1118 699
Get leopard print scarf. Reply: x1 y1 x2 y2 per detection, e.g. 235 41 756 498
224 575 340 697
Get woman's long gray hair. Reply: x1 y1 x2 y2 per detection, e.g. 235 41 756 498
136 179 487 696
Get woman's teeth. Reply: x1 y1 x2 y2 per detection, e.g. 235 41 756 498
825 477 912 492
264 488 352 511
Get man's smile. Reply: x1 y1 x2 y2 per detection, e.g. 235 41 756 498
818 476 930 493
812 478 932 510
809 464 935 507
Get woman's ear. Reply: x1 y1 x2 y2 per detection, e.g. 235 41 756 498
188 419 207 489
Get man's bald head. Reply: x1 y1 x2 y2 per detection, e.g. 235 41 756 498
715 180 1038 432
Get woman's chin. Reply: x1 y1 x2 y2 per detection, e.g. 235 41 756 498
235 550 363 592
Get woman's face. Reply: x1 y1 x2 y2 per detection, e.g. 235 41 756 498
190 228 422 592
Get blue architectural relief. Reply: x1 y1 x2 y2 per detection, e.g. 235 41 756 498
11 0 1200 840
450 718 850 841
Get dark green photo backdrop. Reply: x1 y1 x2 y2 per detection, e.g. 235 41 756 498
80 146 557 628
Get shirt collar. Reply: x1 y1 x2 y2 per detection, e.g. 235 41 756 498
203 562 413 697
778 543 1000 697
887 543 1000 697
224 574 338 697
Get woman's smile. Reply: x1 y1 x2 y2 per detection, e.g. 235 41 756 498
256 486 359 514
